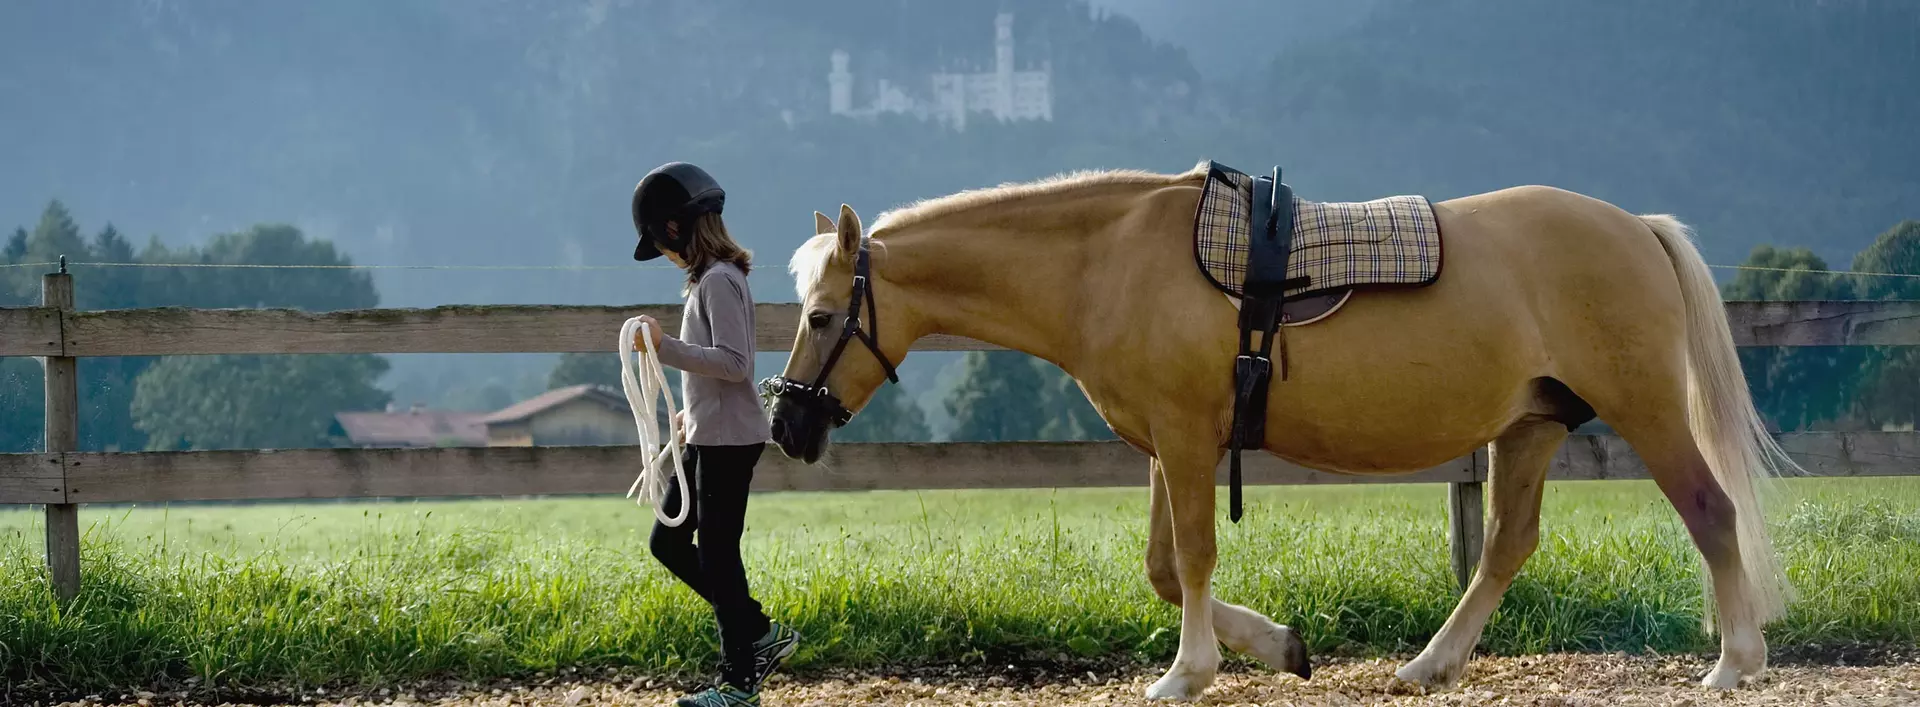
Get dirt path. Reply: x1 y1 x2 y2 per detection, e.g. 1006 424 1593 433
50 654 1920 707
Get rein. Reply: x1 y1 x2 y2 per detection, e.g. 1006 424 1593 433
760 240 900 427
619 318 691 527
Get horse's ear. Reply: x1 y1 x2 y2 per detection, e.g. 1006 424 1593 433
814 210 835 235
836 204 862 257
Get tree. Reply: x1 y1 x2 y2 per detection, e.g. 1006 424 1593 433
132 354 392 451
1722 245 1865 431
550 353 624 390
106 222 390 450
1 202 89 305
945 351 1113 442
1847 220 1920 428
1851 220 1920 300
946 352 1053 442
1038 363 1114 441
1721 245 1856 302
837 383 932 442
137 224 378 311
0 358 44 453
2 228 25 261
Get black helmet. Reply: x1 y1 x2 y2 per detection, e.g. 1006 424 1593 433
631 161 726 261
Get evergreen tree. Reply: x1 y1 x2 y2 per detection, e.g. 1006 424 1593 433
0 358 44 453
25 200 88 262
838 383 932 442
1038 363 1114 441
944 352 1111 442
2 228 26 264
946 351 1053 442
2 202 89 304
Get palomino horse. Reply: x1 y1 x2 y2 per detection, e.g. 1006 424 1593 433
763 162 1793 700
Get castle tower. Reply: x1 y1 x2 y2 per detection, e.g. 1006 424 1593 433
828 49 853 116
993 12 1015 121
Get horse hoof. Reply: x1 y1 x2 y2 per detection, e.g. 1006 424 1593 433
1393 656 1461 691
1144 678 1200 701
1145 668 1211 701
1700 664 1743 689
1247 625 1311 679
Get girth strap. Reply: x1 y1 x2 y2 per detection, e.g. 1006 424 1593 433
1229 166 1302 523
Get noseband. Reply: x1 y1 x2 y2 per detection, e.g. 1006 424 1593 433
760 240 899 428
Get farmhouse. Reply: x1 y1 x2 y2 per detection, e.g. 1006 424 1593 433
330 385 639 448
477 383 637 447
329 403 489 448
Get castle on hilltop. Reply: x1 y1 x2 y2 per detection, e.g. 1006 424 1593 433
828 12 1053 132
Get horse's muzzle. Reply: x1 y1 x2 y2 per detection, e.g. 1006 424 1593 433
768 398 830 464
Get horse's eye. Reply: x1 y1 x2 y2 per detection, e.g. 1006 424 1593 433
808 312 832 329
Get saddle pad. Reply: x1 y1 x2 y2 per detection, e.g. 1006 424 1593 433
1194 163 1443 301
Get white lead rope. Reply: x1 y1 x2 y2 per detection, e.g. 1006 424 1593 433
619 318 691 527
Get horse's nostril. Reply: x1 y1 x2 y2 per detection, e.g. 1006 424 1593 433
770 418 787 442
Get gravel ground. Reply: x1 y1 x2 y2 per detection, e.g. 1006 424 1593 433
42 654 1920 707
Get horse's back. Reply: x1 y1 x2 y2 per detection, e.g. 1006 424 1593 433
1076 180 1692 473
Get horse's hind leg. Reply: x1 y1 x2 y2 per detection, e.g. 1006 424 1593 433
1610 413 1769 688
1396 418 1567 689
1145 459 1310 679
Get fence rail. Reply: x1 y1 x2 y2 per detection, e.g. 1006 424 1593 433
6 274 1920 600
4 299 1920 358
4 431 1916 506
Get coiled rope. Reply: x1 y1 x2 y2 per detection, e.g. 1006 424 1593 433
619 318 691 527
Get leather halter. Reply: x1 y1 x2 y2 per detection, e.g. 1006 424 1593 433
760 240 900 428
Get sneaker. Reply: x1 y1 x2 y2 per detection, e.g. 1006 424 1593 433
745 621 801 688
673 683 758 707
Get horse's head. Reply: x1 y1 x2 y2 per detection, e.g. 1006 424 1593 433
765 205 911 463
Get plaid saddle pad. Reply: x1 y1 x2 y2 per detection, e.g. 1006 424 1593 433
1193 162 1443 301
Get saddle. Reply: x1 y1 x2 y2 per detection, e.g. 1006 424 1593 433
1191 161 1444 522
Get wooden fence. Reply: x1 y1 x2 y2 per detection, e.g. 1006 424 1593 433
6 269 1920 600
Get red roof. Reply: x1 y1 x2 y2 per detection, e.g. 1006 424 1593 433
478 384 631 425
331 408 490 448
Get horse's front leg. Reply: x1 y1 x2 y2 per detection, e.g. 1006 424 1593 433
1144 432 1227 701
1146 458 1311 680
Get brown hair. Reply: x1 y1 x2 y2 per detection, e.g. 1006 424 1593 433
680 211 753 295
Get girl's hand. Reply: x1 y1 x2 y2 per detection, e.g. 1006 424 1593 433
634 315 666 350
674 411 686 444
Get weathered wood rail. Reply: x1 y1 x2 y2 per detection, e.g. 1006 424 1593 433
5 268 1920 600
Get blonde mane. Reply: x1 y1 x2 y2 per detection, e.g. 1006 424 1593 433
790 162 1210 298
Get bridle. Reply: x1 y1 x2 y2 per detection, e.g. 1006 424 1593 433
759 239 899 428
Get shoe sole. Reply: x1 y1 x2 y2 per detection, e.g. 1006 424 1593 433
752 631 800 686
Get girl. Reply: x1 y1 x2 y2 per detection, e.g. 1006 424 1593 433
630 161 798 707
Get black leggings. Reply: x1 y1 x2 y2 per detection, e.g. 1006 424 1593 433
648 443 771 681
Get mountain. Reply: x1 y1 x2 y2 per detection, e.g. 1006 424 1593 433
1222 0 1920 267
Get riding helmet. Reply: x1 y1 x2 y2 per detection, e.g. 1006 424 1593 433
631 161 726 261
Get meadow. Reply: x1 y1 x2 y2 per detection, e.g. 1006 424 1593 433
1 478 1917 695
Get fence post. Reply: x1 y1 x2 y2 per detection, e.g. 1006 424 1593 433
42 261 80 601
1446 446 1487 593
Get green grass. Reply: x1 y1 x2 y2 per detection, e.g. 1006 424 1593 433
1 478 1917 694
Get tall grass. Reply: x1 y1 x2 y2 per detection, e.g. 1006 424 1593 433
1 479 1915 694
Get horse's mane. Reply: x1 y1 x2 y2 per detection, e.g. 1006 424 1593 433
868 162 1209 233
790 162 1210 297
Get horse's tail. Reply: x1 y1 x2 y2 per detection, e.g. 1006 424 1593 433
1640 213 1795 628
